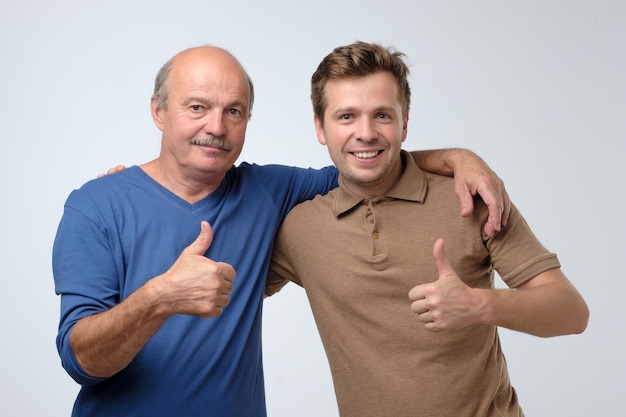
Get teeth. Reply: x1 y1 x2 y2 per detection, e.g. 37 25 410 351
353 151 379 159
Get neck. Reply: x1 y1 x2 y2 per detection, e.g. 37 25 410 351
340 154 405 198
141 159 223 204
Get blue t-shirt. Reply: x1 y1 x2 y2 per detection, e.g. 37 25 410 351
53 163 338 417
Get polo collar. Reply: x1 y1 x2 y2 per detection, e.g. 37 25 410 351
332 150 428 217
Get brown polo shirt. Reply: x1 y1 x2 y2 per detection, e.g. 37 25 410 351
267 151 560 417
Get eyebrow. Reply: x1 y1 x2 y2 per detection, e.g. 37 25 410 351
182 96 210 106
182 95 248 112
331 105 398 116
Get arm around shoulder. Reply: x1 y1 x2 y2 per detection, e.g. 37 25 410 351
408 148 510 237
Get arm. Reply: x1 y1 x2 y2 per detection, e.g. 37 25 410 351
70 280 171 377
479 268 589 337
410 148 510 236
69 222 235 378
408 238 589 337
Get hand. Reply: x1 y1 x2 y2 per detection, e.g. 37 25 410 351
97 165 127 178
450 150 510 236
408 238 482 332
159 221 236 318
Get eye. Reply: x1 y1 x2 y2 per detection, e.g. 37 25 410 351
340 114 353 120
228 108 242 116
376 113 391 120
190 104 203 112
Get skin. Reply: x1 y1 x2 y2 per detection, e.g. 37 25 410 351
315 72 408 197
317 69 589 337
143 47 251 202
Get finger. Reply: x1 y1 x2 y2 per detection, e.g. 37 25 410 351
214 264 236 288
217 262 236 282
483 202 501 236
501 189 511 227
424 322 443 332
483 221 495 238
410 299 429 314
482 190 503 237
432 238 454 280
217 292 231 308
204 305 224 319
408 284 426 301
456 183 475 218
184 221 214 256
106 165 127 175
417 311 432 323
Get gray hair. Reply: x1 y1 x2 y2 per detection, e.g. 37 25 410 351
153 58 173 110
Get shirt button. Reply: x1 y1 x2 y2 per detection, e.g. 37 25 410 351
372 232 380 239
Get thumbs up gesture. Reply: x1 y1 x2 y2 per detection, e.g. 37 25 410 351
158 221 236 318
408 238 481 332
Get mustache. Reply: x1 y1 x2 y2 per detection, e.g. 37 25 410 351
190 135 232 151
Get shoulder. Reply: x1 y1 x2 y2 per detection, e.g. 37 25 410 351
229 163 338 208
63 166 145 216
422 172 461 208
423 171 455 191
282 190 337 225
232 162 337 181
76 165 141 189
422 171 490 228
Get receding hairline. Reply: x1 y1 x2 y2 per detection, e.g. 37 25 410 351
154 45 255 117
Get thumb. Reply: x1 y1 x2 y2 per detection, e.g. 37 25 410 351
185 221 214 256
432 238 454 280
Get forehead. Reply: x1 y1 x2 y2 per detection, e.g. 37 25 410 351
324 72 401 109
169 49 250 103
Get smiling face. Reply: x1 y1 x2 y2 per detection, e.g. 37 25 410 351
315 71 408 197
151 47 251 186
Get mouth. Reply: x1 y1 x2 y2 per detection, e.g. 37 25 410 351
351 150 382 159
191 136 232 151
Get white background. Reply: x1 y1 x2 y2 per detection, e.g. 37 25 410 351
1 1 624 416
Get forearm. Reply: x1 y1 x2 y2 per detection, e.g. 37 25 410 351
479 270 589 337
410 147 489 175
70 278 169 377
409 148 456 176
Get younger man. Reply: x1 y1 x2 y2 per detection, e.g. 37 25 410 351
266 41 589 417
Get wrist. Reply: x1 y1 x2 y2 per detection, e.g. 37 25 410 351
141 276 173 319
443 148 474 174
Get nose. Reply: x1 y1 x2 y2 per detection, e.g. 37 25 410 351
355 117 377 142
202 110 227 137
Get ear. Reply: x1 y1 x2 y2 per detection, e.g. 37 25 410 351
150 95 165 132
401 114 409 143
314 115 327 145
